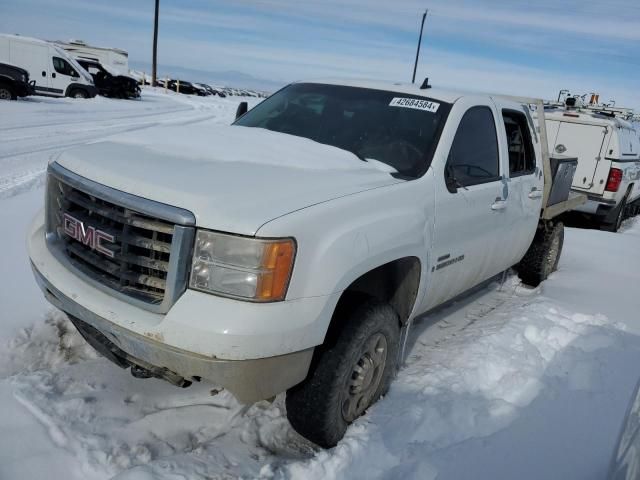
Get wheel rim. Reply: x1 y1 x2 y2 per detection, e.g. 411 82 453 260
544 233 561 276
74 91 85 98
0 88 11 100
341 332 388 422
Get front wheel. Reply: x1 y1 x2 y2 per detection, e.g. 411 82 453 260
70 89 88 99
516 221 564 287
286 301 400 448
0 84 16 100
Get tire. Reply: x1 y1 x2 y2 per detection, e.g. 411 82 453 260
70 89 88 99
286 301 400 448
601 195 628 232
516 221 564 287
0 84 16 100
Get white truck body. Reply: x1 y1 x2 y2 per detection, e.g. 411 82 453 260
55 39 129 71
544 109 640 224
0 34 95 98
27 79 578 445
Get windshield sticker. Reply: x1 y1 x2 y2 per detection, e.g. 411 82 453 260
389 97 440 113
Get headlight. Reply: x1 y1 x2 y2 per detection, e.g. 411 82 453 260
189 230 296 302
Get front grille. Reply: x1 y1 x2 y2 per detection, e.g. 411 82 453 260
46 163 195 313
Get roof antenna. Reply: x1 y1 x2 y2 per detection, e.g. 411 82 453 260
420 77 431 89
411 10 428 84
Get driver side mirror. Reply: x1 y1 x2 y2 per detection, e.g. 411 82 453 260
235 101 248 120
445 163 467 193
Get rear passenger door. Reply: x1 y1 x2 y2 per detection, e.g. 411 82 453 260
500 108 543 264
425 100 509 309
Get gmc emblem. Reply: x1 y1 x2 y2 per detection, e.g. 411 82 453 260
63 213 115 258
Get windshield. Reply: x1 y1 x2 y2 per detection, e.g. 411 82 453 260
235 83 451 177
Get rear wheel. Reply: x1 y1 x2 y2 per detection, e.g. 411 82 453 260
286 301 400 448
0 84 16 100
602 195 628 232
516 221 564 287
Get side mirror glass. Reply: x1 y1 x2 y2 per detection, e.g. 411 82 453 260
235 101 248 120
445 163 458 193
445 163 467 193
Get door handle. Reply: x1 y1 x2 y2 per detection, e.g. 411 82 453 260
491 199 507 211
41 71 46 77
528 189 543 199
52 72 56 78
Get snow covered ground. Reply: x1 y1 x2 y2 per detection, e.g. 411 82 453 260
1 90 640 480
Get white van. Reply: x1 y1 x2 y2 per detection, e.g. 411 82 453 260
543 108 640 231
0 34 96 98
54 39 129 71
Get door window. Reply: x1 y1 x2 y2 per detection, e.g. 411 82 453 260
445 106 500 191
52 57 78 77
502 110 536 176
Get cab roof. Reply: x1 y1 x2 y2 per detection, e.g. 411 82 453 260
295 78 466 103
293 78 535 111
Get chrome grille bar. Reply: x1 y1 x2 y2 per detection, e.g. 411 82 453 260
45 162 195 314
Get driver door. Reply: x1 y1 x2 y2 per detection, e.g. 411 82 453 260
423 101 509 309
51 56 78 95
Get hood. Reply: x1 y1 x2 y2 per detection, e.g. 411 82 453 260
55 125 402 235
113 74 139 86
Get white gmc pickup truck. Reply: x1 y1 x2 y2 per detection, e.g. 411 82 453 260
28 79 582 447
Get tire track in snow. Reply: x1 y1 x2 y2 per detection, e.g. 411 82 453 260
0 92 227 199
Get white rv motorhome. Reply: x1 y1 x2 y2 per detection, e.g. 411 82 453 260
55 40 129 71
0 34 96 98
543 108 640 231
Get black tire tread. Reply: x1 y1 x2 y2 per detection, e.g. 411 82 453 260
601 191 630 232
517 222 564 287
0 83 16 100
286 301 400 448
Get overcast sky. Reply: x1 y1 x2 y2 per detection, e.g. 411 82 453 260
1 0 638 108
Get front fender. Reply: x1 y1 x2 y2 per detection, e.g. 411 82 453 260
256 175 435 305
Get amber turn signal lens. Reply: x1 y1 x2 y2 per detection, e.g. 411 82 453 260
256 240 295 301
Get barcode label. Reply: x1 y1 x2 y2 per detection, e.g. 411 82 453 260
389 97 440 112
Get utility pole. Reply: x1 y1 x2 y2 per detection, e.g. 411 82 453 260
412 9 428 84
151 0 159 87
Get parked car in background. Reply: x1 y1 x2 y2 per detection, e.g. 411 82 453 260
0 62 34 100
167 79 206 96
77 59 140 99
0 34 96 98
191 83 208 96
543 106 640 231
199 83 227 97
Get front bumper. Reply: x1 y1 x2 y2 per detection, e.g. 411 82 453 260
32 265 311 402
28 211 340 401
15 80 35 97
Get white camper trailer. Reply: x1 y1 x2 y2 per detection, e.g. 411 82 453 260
0 34 96 98
543 108 640 231
55 40 129 71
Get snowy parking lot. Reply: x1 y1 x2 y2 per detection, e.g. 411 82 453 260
1 90 640 480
